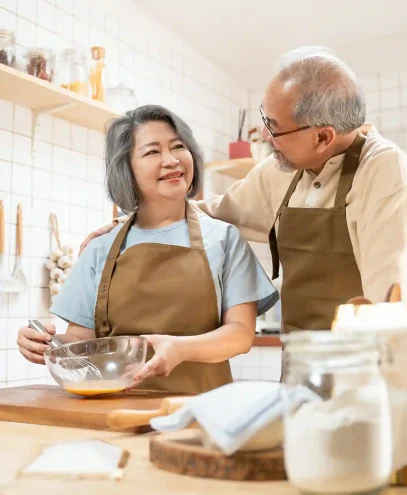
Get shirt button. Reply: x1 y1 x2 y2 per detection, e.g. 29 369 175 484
101 285 107 291
314 181 321 189
108 255 114 259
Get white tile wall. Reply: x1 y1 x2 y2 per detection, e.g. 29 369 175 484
230 347 282 382
0 0 249 387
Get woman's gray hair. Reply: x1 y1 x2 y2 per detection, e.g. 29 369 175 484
105 105 204 213
277 46 366 134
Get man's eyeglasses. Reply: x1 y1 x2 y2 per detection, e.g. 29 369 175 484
260 105 310 138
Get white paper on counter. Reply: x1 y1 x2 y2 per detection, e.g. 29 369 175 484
18 440 129 480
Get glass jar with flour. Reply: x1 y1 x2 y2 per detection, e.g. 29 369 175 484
333 301 407 485
281 331 392 495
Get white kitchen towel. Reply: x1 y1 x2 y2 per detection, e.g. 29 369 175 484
150 381 321 455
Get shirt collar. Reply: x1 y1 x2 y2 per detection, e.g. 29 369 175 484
305 152 345 178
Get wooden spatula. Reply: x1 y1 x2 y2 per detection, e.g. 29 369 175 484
107 396 186 429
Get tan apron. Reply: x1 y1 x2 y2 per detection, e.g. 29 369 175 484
94 202 233 394
269 133 365 332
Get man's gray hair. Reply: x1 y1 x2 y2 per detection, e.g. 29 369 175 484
105 105 204 213
277 46 366 134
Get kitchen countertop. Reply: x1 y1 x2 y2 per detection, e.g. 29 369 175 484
0 421 405 495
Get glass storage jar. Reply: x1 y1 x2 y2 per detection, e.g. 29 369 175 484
0 30 16 67
59 48 89 96
106 83 137 115
333 301 407 485
281 331 392 495
24 48 55 82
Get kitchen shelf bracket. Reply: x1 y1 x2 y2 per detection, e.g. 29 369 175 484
32 103 75 158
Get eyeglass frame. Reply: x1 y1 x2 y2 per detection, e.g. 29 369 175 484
259 105 311 138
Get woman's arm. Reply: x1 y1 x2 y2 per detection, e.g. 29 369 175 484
129 302 256 386
55 323 95 344
177 302 256 363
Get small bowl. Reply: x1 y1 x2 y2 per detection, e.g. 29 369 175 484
44 336 147 397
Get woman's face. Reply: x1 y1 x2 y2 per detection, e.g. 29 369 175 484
131 121 194 204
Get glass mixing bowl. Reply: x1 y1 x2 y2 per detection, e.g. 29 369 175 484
44 336 147 397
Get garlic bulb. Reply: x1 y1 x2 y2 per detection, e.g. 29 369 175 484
49 248 64 261
57 272 69 284
64 268 71 275
57 255 73 269
45 259 57 270
62 245 75 256
50 282 62 295
50 267 64 280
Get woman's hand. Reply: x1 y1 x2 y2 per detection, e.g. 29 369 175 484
126 334 185 388
17 323 56 365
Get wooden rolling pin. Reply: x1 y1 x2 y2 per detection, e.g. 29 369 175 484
107 396 186 429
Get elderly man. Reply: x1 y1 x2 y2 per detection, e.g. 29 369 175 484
81 46 407 332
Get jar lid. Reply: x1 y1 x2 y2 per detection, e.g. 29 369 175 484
61 47 86 62
24 48 55 59
91 46 105 59
106 83 134 98
281 330 378 353
0 29 15 41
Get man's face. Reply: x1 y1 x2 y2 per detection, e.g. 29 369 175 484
261 77 321 172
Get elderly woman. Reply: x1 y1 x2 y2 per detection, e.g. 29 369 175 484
17 105 277 394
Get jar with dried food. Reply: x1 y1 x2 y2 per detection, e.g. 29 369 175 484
0 30 16 67
59 48 89 96
89 46 106 102
24 48 55 82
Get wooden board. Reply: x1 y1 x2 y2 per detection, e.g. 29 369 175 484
149 429 286 481
0 385 184 431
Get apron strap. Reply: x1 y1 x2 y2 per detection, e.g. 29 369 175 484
94 212 136 337
186 201 205 249
269 170 303 280
334 133 366 208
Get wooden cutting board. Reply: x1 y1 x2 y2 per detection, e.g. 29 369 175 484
0 384 184 431
150 429 286 481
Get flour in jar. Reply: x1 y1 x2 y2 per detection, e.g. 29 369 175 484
284 385 392 494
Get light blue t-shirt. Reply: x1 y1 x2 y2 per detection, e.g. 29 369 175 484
50 212 279 329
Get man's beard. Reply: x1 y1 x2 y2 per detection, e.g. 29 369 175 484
271 147 296 173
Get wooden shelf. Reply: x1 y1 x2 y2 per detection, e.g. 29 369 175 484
205 157 255 180
0 63 119 133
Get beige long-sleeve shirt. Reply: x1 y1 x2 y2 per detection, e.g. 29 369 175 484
116 127 407 303
195 126 407 304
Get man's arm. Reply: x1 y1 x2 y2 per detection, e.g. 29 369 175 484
358 188 407 303
194 158 275 242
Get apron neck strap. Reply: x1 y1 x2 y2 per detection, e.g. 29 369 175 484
108 210 137 261
334 132 366 208
275 170 303 219
186 201 205 249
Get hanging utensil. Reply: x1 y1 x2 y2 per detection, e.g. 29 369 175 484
7 204 28 293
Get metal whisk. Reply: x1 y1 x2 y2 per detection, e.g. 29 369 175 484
28 320 103 381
